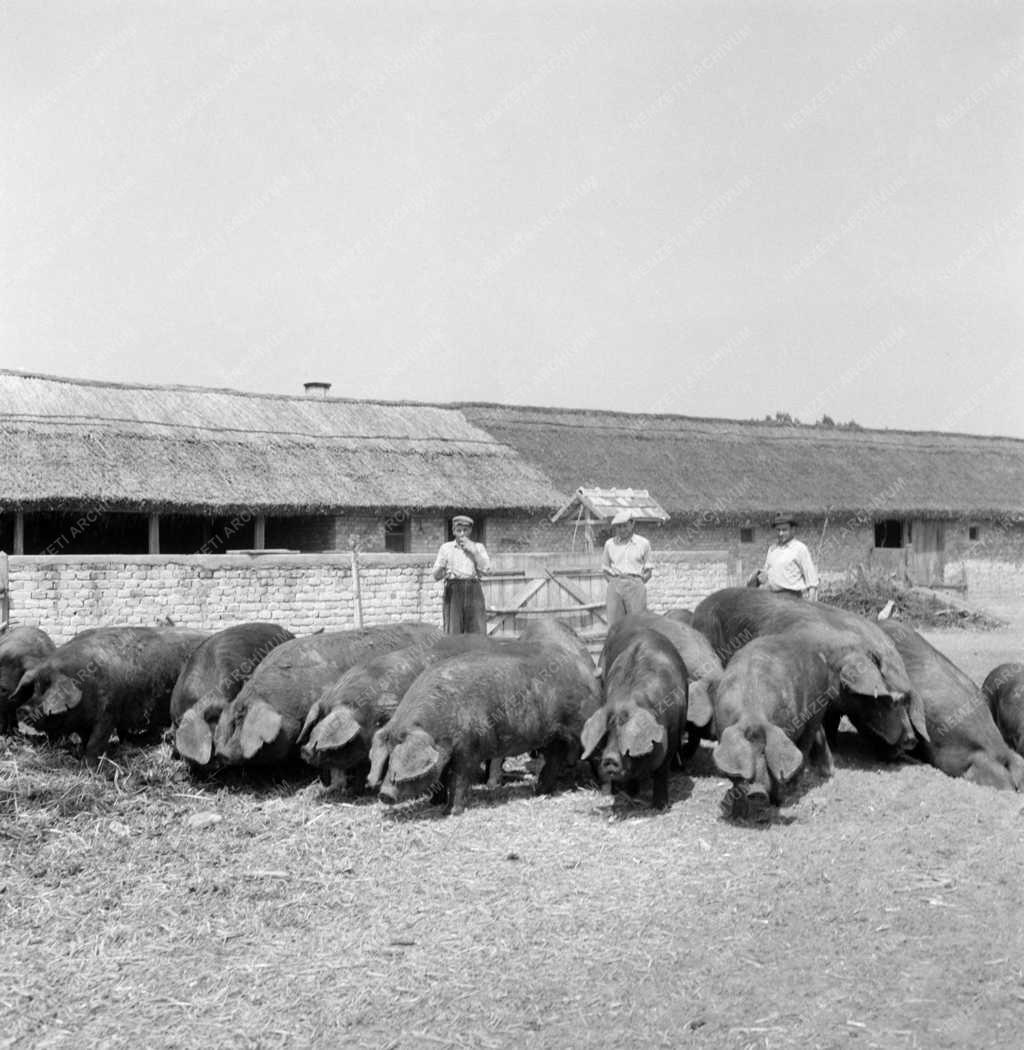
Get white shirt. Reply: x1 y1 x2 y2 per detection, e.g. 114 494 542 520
763 538 819 592
602 534 653 579
433 540 490 580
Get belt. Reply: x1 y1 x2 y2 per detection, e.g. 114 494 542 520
445 576 479 583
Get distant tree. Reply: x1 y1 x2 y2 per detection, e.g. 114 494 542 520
818 414 836 427
839 419 863 429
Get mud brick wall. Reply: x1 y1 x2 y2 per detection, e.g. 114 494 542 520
5 551 734 643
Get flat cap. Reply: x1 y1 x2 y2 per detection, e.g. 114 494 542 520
610 510 635 526
771 513 797 527
452 514 474 527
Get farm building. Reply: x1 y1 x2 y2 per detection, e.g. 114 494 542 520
2 370 1024 602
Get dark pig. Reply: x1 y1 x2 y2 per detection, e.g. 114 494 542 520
712 631 867 816
881 622 1024 790
0 626 55 733
692 587 926 754
298 633 509 790
582 628 688 810
366 626 601 815
983 663 1024 756
172 623 295 767
14 627 208 763
602 612 722 756
213 623 442 768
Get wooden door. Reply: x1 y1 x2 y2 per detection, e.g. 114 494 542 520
907 520 945 586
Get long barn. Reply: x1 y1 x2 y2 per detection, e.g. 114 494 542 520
2 369 1023 599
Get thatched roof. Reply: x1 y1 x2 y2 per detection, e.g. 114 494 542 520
459 403 1024 518
0 372 564 513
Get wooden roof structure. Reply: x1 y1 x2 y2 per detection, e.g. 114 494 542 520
551 487 670 525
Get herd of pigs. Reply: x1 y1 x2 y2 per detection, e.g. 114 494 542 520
2 587 1024 817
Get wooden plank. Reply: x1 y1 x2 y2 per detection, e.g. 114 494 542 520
485 576 549 635
545 570 608 625
0 550 8 628
486 601 607 615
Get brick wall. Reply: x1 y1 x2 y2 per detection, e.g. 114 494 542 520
4 550 735 643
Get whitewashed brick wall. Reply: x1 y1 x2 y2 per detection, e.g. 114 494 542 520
5 551 733 643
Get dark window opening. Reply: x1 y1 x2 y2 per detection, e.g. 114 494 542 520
21 511 150 555
968 525 980 541
384 514 411 553
160 514 256 554
874 519 906 549
739 527 755 544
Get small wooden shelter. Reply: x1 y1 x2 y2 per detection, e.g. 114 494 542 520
550 487 670 552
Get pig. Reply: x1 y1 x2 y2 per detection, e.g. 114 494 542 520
0 626 56 733
13 626 208 764
711 629 881 816
366 621 601 815
692 587 927 756
983 663 1024 756
581 627 688 810
602 612 722 758
172 623 295 767
213 623 442 768
663 608 694 625
298 633 506 790
880 622 1024 790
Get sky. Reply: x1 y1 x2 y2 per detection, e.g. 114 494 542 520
2 0 1023 437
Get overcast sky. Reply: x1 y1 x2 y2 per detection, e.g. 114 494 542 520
3 1 1022 437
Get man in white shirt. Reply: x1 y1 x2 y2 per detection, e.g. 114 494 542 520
601 510 654 626
432 514 491 633
752 513 819 600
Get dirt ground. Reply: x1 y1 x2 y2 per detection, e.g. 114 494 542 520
2 603 1023 1050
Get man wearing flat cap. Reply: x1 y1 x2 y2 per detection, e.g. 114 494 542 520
432 515 491 633
750 513 819 600
601 510 654 626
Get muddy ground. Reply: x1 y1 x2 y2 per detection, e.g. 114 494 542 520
2 604 1023 1050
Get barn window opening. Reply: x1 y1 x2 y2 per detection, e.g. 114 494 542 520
874 519 906 549
739 527 755 544
968 525 980 541
384 514 411 553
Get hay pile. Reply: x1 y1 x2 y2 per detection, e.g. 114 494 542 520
821 569 1005 630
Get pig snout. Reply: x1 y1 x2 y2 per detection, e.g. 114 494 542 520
600 749 623 777
378 780 399 805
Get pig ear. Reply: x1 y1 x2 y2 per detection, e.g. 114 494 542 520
12 667 39 706
765 726 803 783
906 690 929 742
713 725 755 780
621 709 665 757
308 710 361 754
366 728 390 788
175 709 214 766
296 699 323 747
580 708 609 761
392 732 441 784
239 702 282 759
43 675 82 717
688 680 714 729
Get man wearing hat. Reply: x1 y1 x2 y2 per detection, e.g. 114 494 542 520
750 514 819 600
601 510 654 626
432 515 491 633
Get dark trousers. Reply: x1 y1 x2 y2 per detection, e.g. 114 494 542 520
443 579 487 634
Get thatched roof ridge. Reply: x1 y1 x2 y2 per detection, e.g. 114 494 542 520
0 371 564 513
458 403 1024 518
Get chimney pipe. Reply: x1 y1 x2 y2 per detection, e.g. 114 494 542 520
303 381 332 399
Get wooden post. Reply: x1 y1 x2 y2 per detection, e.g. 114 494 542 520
148 513 160 555
13 512 24 555
0 551 9 629
350 538 363 628
253 514 267 550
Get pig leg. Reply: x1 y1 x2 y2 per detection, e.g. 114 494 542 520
447 758 475 816
84 712 118 767
651 764 670 810
430 765 452 807
536 740 568 795
346 758 370 796
823 709 841 747
808 726 835 778
485 757 504 787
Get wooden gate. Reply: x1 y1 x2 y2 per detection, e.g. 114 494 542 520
907 520 946 586
482 553 607 653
